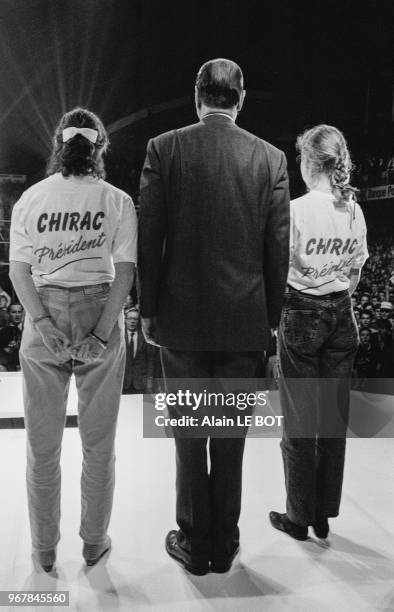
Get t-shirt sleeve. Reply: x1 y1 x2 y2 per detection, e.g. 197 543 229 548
353 204 369 268
9 197 34 265
113 195 138 264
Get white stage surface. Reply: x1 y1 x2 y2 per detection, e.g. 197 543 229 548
0 372 78 418
0 374 393 611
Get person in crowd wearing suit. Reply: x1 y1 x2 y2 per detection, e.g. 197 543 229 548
122 307 155 394
139 58 290 575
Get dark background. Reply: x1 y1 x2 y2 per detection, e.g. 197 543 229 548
0 0 393 199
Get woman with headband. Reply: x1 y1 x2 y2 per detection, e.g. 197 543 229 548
9 108 137 571
269 125 368 540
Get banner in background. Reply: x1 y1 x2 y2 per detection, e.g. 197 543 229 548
360 184 394 201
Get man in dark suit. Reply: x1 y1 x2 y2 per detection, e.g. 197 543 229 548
122 307 155 394
1 302 24 370
139 58 290 575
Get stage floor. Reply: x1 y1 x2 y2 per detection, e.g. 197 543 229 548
0 386 393 611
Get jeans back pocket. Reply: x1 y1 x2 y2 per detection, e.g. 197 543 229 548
282 308 321 347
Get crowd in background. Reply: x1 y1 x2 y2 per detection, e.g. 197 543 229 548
353 153 394 187
0 181 25 262
351 237 394 378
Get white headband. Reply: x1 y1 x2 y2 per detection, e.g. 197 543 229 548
62 127 98 144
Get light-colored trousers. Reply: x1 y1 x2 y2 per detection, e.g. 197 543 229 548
20 284 125 552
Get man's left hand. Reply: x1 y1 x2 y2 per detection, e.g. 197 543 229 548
142 316 160 346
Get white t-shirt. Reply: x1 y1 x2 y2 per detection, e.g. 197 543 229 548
287 189 368 295
10 173 137 287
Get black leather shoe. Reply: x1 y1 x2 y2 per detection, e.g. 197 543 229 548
36 549 56 572
312 518 329 539
83 535 111 566
269 511 308 541
210 546 240 573
165 530 209 576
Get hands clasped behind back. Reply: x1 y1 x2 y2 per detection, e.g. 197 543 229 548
35 318 105 363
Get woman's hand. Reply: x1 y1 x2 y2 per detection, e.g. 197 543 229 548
70 334 106 363
35 317 72 361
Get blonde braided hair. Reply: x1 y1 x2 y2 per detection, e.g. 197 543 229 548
296 124 357 203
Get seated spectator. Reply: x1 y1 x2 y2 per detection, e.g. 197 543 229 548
368 313 380 334
7 302 24 332
0 309 9 330
359 312 374 331
379 328 394 377
123 293 135 311
359 294 370 310
364 303 374 315
353 329 381 378
353 308 361 325
0 285 11 309
0 302 24 370
0 295 9 311
380 301 393 331
373 306 381 321
0 326 21 371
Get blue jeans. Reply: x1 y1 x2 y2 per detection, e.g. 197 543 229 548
278 285 359 526
20 284 125 552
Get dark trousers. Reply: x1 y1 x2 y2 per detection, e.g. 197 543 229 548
278 286 359 526
122 384 143 395
161 348 261 563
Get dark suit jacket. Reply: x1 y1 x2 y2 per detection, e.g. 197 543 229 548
123 328 154 391
138 113 290 351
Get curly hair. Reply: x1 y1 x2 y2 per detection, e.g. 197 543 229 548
46 107 109 179
296 124 356 203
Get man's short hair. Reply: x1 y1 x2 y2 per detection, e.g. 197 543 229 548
8 302 23 313
196 58 244 109
125 307 139 318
